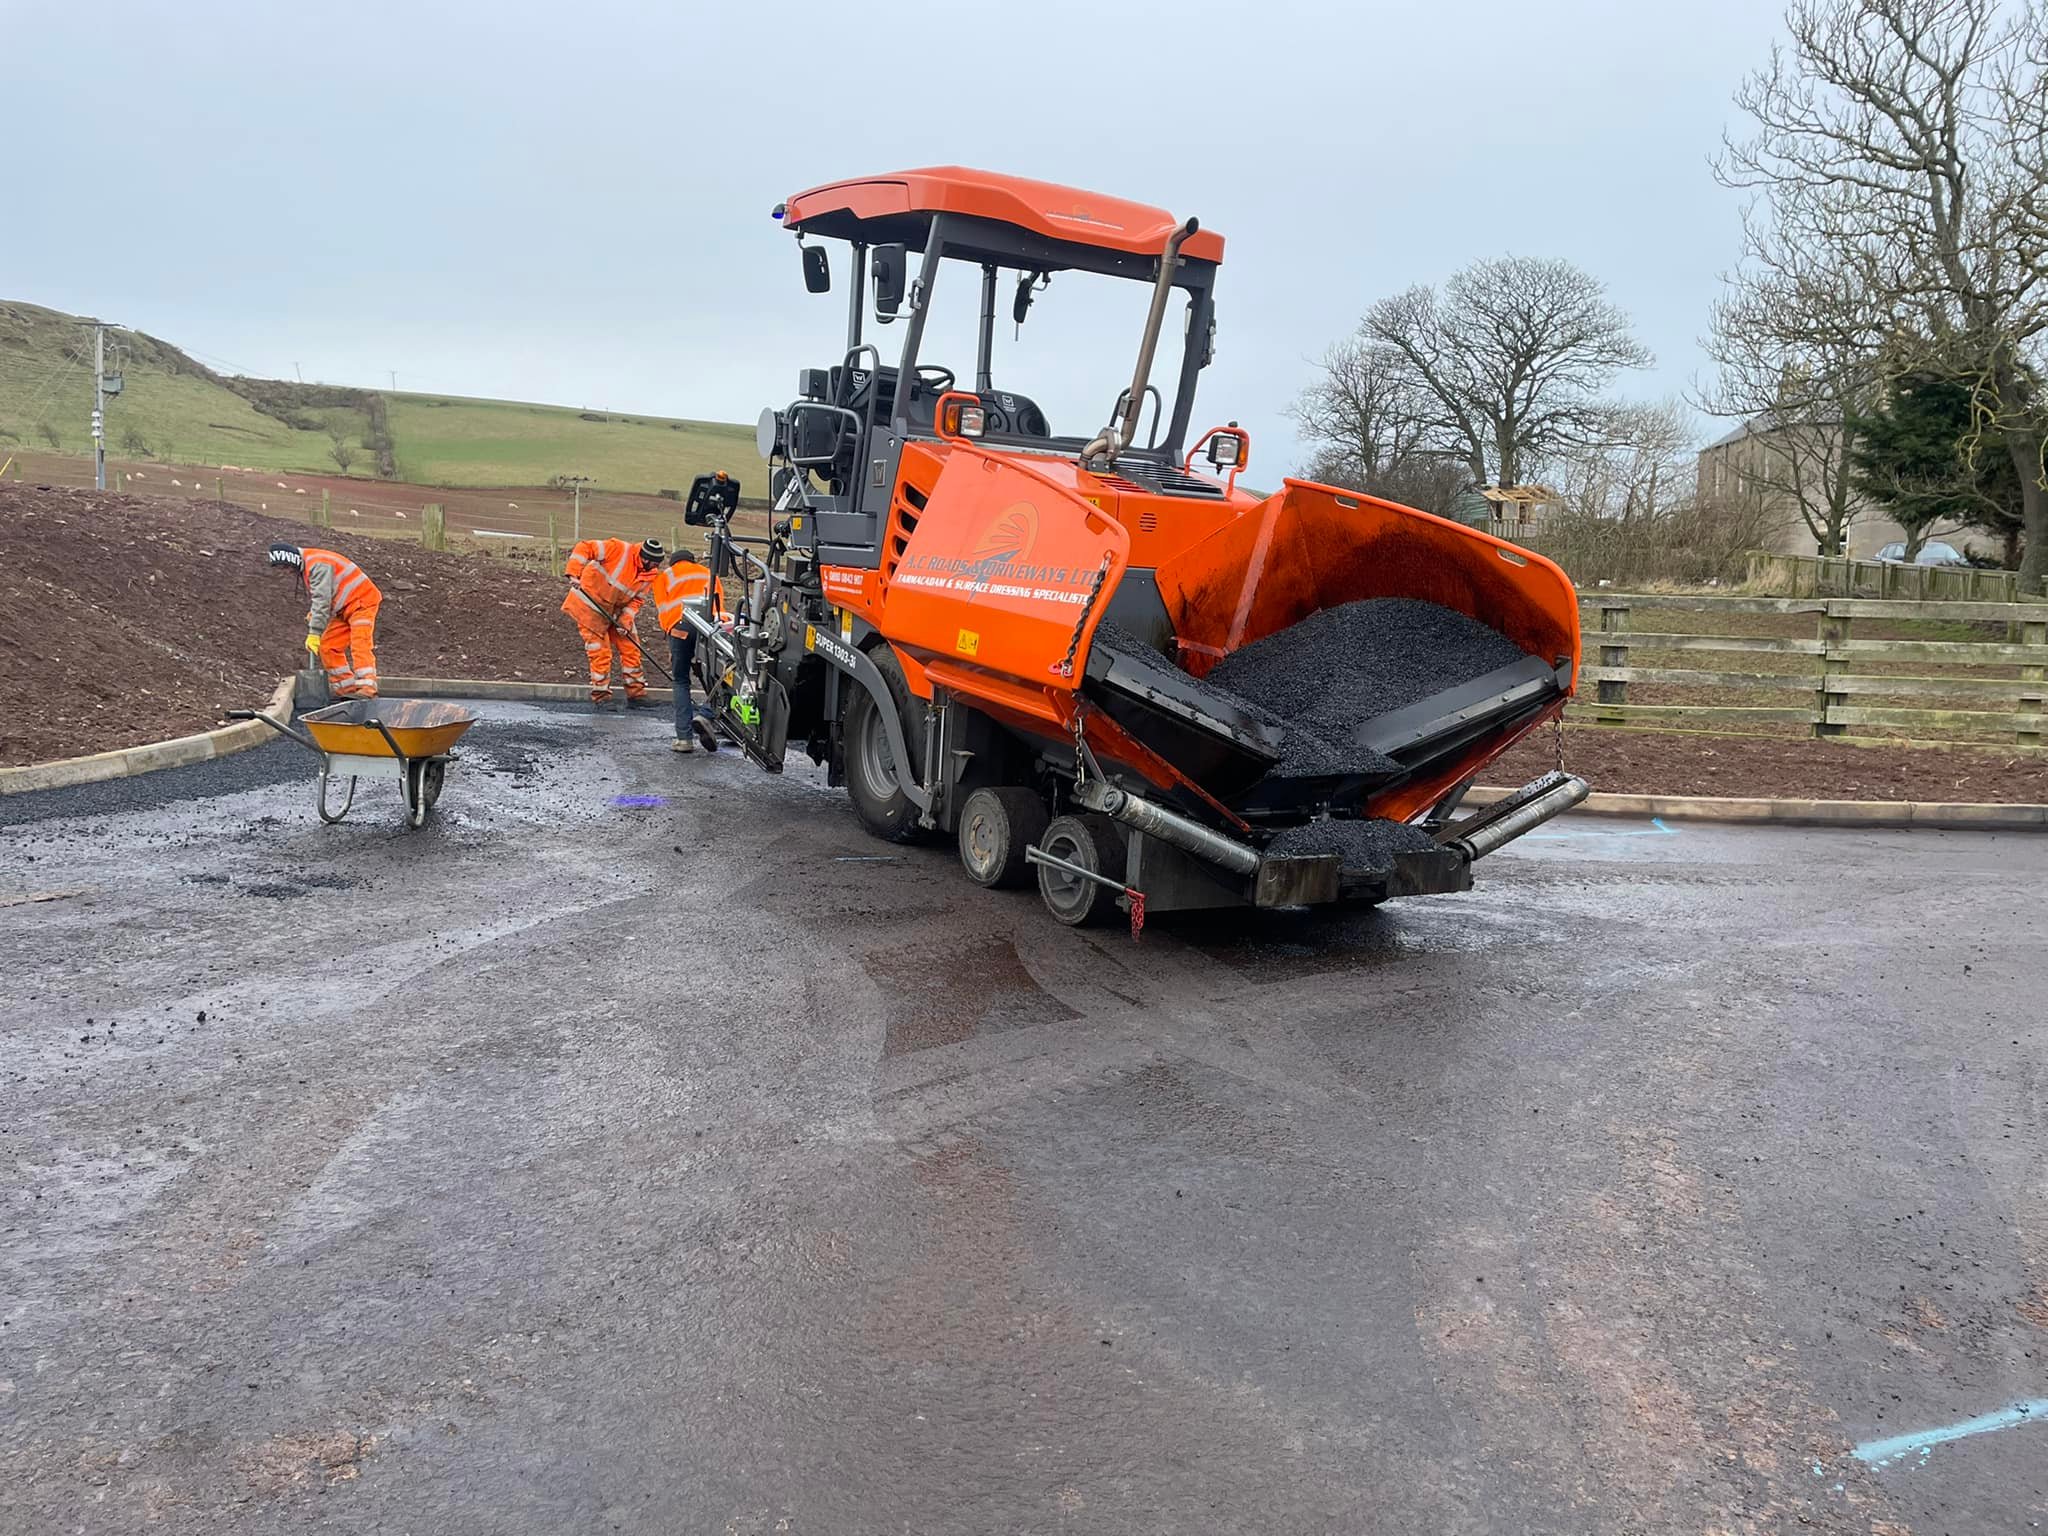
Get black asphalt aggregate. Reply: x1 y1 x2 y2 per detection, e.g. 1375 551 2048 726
1264 814 1440 866
1206 597 1531 767
3 701 2045 1534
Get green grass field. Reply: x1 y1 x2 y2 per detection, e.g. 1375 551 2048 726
0 301 760 494
384 393 759 492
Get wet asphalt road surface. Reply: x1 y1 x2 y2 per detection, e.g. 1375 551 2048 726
2 703 2044 1535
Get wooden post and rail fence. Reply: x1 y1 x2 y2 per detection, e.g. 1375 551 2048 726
1746 549 2048 603
1583 593 2046 748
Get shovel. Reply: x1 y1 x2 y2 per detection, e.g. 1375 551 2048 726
293 646 331 713
574 588 671 684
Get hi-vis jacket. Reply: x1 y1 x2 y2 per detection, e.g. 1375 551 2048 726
300 548 379 631
563 538 653 624
646 560 714 636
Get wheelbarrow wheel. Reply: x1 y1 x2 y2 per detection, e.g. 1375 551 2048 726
402 758 439 829
317 768 357 825
420 758 446 811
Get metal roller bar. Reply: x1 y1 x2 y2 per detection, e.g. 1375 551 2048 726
1071 779 1260 877
1442 772 1590 862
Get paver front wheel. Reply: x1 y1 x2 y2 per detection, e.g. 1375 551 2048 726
843 646 927 843
1036 813 1125 927
958 786 1049 889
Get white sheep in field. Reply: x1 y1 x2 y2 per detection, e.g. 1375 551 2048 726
276 482 286 489
395 510 407 519
348 509 359 517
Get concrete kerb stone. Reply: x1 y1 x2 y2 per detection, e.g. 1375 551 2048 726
379 676 675 704
0 674 297 797
7 674 2043 831
1464 782 2048 832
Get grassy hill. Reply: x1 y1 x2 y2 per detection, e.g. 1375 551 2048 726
384 392 757 492
0 301 758 493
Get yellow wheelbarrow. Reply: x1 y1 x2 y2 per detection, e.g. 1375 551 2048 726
229 699 479 828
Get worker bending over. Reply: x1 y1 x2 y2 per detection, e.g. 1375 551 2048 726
647 550 719 753
268 542 381 698
563 535 662 708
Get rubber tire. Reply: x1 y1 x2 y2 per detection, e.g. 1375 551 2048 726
843 644 927 843
1035 813 1125 927
957 786 1050 889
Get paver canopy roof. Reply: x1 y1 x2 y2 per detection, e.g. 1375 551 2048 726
780 165 1226 263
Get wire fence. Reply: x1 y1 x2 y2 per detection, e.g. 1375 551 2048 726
1 449 767 566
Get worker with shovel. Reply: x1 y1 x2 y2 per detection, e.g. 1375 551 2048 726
562 535 662 708
647 550 720 753
267 542 381 699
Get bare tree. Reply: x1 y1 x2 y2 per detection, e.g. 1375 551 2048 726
1288 337 1473 512
1359 256 1652 487
36 422 59 449
1290 340 1435 485
328 427 356 474
1558 400 1705 523
1720 0 2048 583
1699 271 1877 553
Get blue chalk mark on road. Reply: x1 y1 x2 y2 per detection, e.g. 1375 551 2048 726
1852 1399 2048 1469
1524 817 1677 842
610 795 667 809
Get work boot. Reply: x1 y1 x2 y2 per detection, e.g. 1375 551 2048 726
624 694 655 711
691 716 718 752
671 736 694 754
590 692 614 711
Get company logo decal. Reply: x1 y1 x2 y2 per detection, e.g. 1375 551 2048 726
892 499 1097 608
970 502 1039 567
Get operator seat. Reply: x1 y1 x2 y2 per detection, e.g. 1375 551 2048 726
978 389 1050 439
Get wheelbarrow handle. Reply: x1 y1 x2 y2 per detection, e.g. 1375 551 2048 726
226 709 322 757
366 716 410 763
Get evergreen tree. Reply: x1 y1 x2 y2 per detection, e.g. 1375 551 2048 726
1847 374 2022 565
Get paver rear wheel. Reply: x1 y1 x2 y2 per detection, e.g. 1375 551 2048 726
1036 813 1125 927
958 786 1048 889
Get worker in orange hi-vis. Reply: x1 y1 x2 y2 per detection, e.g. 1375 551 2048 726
562 535 662 708
267 542 382 698
647 549 720 753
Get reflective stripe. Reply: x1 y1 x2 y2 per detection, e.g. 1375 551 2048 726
648 563 711 634
600 541 636 592
303 549 375 613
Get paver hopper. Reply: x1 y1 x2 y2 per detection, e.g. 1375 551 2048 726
683 167 1587 927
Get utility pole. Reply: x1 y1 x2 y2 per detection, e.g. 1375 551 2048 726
388 370 397 392
92 325 106 490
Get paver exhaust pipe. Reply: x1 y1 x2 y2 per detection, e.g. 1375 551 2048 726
1437 770 1590 862
1071 779 1261 876
1082 216 1200 466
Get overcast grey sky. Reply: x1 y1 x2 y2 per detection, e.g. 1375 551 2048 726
4 0 1790 467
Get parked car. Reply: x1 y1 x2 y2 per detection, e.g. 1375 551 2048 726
1873 540 1969 566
